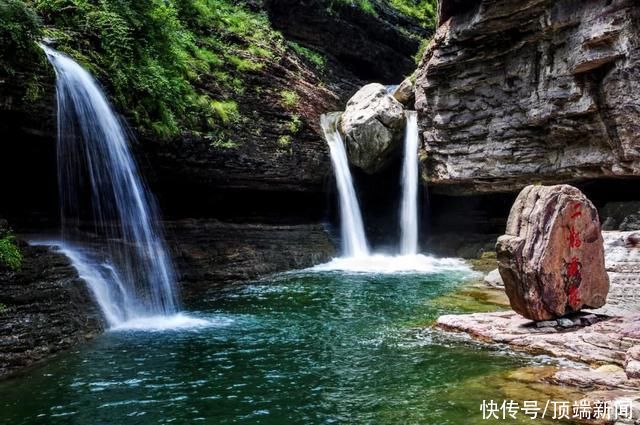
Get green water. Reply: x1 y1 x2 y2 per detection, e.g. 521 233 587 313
0 269 557 424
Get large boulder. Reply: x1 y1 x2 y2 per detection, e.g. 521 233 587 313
340 83 406 173
497 185 609 321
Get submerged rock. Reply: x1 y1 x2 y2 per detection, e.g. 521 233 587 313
497 185 609 321
340 83 406 174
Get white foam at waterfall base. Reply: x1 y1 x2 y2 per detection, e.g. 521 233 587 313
29 239 216 331
310 254 474 275
109 313 216 332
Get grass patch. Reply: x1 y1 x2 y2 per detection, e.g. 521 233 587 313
288 41 326 72
0 234 22 271
280 90 299 109
388 0 437 28
277 135 291 146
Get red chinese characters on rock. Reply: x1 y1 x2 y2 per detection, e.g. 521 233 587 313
565 203 583 309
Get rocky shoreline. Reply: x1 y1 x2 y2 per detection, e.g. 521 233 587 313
435 229 640 423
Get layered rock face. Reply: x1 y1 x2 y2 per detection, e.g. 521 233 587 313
0 240 103 377
166 220 335 298
415 0 640 195
497 185 609 321
340 83 406 174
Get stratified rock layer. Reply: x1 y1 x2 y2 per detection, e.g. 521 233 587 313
415 0 640 194
497 185 609 321
0 242 103 377
340 83 405 174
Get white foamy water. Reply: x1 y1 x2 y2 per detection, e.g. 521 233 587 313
109 313 218 332
310 254 473 274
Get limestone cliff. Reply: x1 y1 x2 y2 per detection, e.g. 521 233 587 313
415 0 640 195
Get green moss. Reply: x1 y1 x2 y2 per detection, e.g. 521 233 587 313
280 90 299 109
277 135 291 146
288 41 326 72
210 138 237 149
414 37 432 64
329 0 377 16
210 100 239 125
387 0 437 28
0 234 22 271
287 115 302 134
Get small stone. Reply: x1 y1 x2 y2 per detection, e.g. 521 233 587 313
536 320 557 328
484 268 504 288
392 77 415 106
557 318 576 328
580 314 599 326
625 345 640 379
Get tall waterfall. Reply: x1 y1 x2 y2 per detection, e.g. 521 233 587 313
399 111 419 255
320 113 370 258
42 46 178 326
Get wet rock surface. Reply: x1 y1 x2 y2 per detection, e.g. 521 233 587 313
415 0 640 195
166 220 336 299
437 311 640 367
497 185 609 321
0 242 103 378
340 83 406 174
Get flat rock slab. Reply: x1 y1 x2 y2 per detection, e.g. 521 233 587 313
437 311 640 366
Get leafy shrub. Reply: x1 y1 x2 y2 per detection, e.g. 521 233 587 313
0 234 22 271
27 0 284 139
0 0 42 75
388 0 437 28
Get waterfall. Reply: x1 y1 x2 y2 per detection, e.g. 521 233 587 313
400 111 419 255
320 113 370 258
41 45 178 326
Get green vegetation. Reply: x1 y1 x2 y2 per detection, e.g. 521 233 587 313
287 115 302 134
0 0 42 75
388 0 437 28
280 90 299 109
23 0 285 138
277 135 291 147
414 37 431 64
0 234 22 271
210 138 237 149
330 0 437 28
0 303 6 314
288 41 326 72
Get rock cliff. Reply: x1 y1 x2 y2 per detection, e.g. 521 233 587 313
0 238 103 377
415 0 640 195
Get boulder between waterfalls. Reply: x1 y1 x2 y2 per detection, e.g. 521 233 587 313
340 83 405 174
496 185 609 321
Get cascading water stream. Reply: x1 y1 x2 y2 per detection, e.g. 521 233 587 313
320 113 370 258
41 45 179 327
400 111 419 255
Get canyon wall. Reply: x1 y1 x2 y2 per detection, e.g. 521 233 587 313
415 0 640 195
